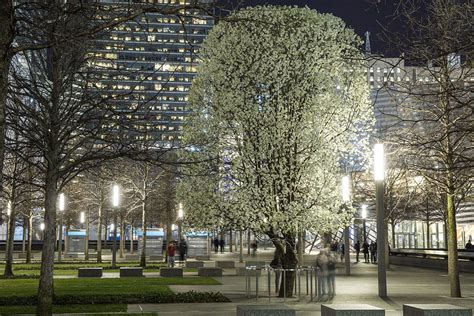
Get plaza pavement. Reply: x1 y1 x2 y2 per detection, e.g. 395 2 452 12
122 250 474 316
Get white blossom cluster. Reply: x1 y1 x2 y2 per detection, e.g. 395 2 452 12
178 6 373 239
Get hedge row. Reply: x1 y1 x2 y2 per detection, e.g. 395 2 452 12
0 291 230 306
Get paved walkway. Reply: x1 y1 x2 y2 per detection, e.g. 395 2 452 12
123 251 474 316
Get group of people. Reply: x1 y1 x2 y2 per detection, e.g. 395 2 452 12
213 237 226 253
354 240 377 263
166 239 187 268
315 249 338 296
329 241 345 262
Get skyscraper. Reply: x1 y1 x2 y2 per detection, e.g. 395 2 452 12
91 0 214 144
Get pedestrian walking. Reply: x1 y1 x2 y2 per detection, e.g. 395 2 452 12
340 243 345 262
369 241 377 263
363 240 369 263
327 250 337 296
178 238 187 264
167 241 176 268
354 241 361 263
316 249 329 296
270 247 283 293
251 240 258 257
219 238 225 253
213 237 219 253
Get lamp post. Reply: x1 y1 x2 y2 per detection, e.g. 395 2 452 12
342 175 351 276
40 222 45 241
374 143 387 297
58 193 65 262
177 203 184 240
111 184 120 268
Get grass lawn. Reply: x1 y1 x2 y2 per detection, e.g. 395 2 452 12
0 304 128 314
0 277 220 298
0 263 197 277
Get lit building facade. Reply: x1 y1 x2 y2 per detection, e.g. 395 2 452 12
91 0 214 144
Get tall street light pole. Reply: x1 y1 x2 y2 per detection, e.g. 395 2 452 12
58 193 65 262
374 143 387 297
112 184 120 269
177 203 184 240
342 175 351 276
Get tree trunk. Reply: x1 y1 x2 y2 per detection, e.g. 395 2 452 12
297 231 304 265
130 226 134 254
447 191 461 297
426 215 431 249
140 200 147 267
229 229 233 252
22 216 27 253
26 214 32 264
165 221 172 263
0 1 14 217
239 230 243 263
277 237 297 298
36 169 58 315
84 212 89 261
97 203 102 263
247 229 251 255
4 206 15 277
64 225 69 255
119 216 124 259
391 220 396 249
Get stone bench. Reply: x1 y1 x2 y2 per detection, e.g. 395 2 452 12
403 304 472 316
196 255 211 261
119 267 143 277
198 267 223 277
216 260 235 268
87 253 97 259
78 268 103 278
186 261 204 268
160 268 183 277
64 253 79 259
237 305 295 316
149 255 164 261
125 254 139 261
322 305 385 316
245 261 266 268
237 267 261 277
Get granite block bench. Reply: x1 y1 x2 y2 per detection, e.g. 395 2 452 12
245 261 266 268
237 305 295 316
78 267 103 278
186 261 204 268
196 255 211 261
237 267 261 277
322 304 385 316
149 255 164 261
160 268 183 277
403 304 472 316
125 254 139 261
216 260 235 268
119 267 143 277
198 267 223 277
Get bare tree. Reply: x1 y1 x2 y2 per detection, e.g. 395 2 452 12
378 0 473 297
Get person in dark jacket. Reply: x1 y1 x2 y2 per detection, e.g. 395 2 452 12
370 241 377 263
354 241 361 263
213 237 219 253
178 239 187 263
363 241 370 263
219 238 225 253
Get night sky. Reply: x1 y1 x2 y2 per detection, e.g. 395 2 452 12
235 0 400 55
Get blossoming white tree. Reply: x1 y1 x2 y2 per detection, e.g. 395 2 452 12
179 6 372 296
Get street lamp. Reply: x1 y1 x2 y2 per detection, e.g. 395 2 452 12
111 184 120 268
177 203 184 240
58 193 65 262
40 222 45 241
341 175 351 275
374 143 387 297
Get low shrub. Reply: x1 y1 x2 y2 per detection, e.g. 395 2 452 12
0 291 230 306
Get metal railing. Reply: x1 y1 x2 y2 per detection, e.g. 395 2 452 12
245 265 327 301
